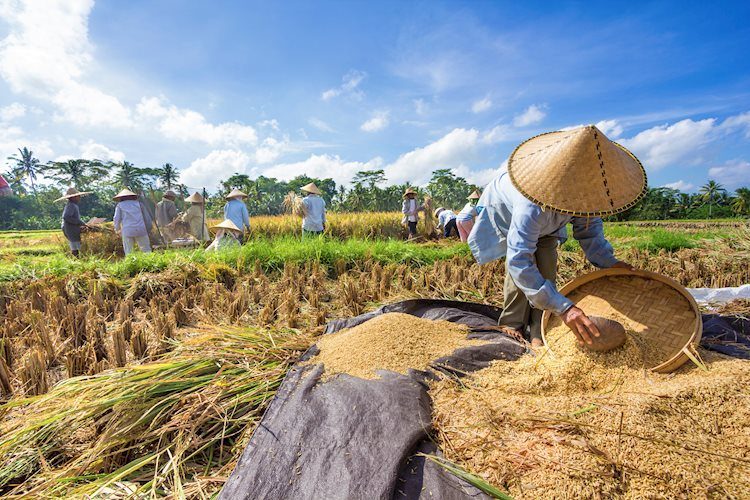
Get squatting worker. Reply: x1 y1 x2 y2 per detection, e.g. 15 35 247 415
113 188 153 255
456 190 481 243
224 188 251 241
300 182 326 237
468 125 647 347
434 207 458 238
206 219 243 252
156 190 178 243
183 192 210 242
56 187 92 257
401 188 422 240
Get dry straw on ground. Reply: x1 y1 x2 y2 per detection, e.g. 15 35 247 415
309 312 482 379
431 327 750 499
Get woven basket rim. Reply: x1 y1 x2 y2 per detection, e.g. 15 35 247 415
507 128 649 217
541 268 703 373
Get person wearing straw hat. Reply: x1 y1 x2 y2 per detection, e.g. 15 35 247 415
456 190 481 243
206 219 243 252
469 125 645 347
113 188 153 255
55 187 93 257
223 188 251 241
182 192 210 242
434 207 458 238
156 190 179 244
401 188 423 240
300 183 326 237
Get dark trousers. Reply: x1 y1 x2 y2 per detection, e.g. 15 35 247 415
444 219 458 238
407 221 418 237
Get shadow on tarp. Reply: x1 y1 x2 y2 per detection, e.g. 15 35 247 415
220 300 750 500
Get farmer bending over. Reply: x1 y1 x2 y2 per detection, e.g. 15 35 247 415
469 125 646 347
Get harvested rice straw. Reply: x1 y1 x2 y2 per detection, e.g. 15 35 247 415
431 329 750 499
309 312 484 380
282 191 305 216
422 196 436 237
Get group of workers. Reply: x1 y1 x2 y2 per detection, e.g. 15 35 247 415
56 125 645 350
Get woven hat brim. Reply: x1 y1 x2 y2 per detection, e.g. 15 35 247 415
507 129 648 217
55 191 92 202
210 220 242 232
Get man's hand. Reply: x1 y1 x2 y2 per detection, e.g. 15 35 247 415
559 306 601 345
611 261 633 270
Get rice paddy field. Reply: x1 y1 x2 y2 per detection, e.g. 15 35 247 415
0 214 748 498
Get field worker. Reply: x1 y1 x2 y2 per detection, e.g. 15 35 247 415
456 190 481 243
183 192 210 242
300 183 326 237
113 188 153 255
156 190 178 244
434 207 459 238
401 188 422 240
469 125 646 347
206 219 243 252
55 187 92 257
224 188 251 241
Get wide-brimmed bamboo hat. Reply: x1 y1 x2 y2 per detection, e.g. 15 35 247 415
300 182 322 195
163 190 177 199
467 190 481 200
210 219 242 233
113 188 138 200
434 207 445 218
507 125 647 216
226 188 248 200
185 192 205 204
54 187 92 202
403 187 417 198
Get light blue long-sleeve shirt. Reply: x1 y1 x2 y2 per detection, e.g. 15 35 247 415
302 194 326 232
113 200 151 238
224 199 250 232
468 168 618 314
437 210 456 228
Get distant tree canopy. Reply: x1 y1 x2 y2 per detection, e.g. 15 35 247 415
1 146 749 230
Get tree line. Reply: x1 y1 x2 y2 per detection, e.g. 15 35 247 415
1 146 749 231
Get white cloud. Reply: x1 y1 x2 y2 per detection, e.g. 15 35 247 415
257 119 280 131
0 0 132 127
720 111 750 138
471 96 492 114
258 154 384 186
308 117 335 133
482 124 513 144
595 119 623 138
0 102 26 121
321 70 366 101
619 118 716 170
452 164 498 187
413 98 428 115
513 104 546 127
0 124 54 161
384 128 482 184
78 140 125 163
254 136 291 164
182 150 252 189
136 96 257 147
360 111 390 132
708 160 750 189
662 180 695 192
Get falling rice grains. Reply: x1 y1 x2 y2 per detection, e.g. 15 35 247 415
309 312 484 380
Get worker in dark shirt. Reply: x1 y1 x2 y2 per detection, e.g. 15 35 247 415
55 187 92 257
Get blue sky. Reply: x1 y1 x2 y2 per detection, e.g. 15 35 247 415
1 0 749 192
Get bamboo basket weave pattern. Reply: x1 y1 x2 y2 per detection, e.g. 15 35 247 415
542 269 702 373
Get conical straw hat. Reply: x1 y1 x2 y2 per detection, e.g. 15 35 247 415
433 207 445 218
54 187 92 202
163 190 177 198
113 188 138 200
403 187 417 198
507 125 647 216
210 219 242 233
226 188 248 200
467 190 481 200
300 182 322 195
185 192 204 203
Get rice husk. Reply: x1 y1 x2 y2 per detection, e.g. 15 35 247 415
309 312 483 380
431 328 750 499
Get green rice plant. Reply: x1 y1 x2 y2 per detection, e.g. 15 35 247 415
421 454 512 499
0 325 309 498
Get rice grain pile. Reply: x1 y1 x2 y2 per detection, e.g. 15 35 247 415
431 328 750 499
310 312 483 379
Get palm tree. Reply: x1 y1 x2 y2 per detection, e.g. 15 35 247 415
112 161 149 191
7 147 41 194
731 187 750 216
698 180 727 219
44 159 107 187
158 163 179 190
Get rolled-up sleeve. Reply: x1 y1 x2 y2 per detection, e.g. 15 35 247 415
571 217 618 268
506 208 574 314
